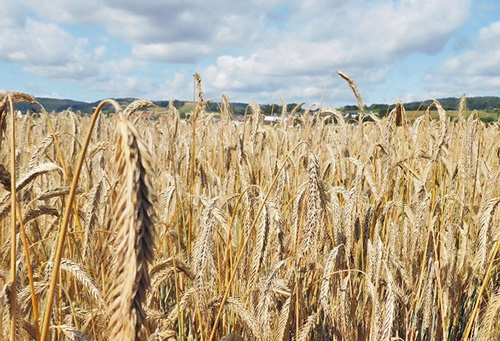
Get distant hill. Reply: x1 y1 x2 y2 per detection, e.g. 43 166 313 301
12 97 175 114
12 97 249 115
348 96 500 115
9 95 500 115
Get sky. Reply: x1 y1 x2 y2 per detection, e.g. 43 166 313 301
0 0 499 108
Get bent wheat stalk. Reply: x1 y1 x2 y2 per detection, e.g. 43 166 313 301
40 99 122 341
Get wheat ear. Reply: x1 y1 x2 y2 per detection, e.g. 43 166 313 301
458 93 466 122
338 71 365 126
479 289 500 340
297 311 318 341
192 197 219 303
59 259 103 307
106 112 157 340
476 197 500 271
124 99 154 118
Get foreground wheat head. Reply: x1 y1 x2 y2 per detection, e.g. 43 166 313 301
1 82 500 340
107 109 157 339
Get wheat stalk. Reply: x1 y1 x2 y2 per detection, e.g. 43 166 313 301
40 99 121 341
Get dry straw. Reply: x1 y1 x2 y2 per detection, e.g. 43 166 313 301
2 83 500 340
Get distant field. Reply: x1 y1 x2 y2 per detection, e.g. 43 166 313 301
153 104 500 124
405 109 498 122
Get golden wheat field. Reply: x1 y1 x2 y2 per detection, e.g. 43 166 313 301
1 78 500 341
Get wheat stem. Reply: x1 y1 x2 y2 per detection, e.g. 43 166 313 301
17 203 39 340
40 99 121 341
8 95 17 341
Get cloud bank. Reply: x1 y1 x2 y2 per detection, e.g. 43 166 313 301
1 0 497 106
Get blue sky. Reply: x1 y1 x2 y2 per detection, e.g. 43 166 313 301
0 0 499 107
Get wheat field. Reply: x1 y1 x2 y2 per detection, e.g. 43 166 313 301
1 76 500 340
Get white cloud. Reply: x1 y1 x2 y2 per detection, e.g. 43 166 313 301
0 2 156 98
427 20 500 95
132 43 213 63
198 0 471 103
18 0 272 60
12 0 471 66
479 21 500 42
148 72 193 101
0 18 80 66
1 0 480 104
